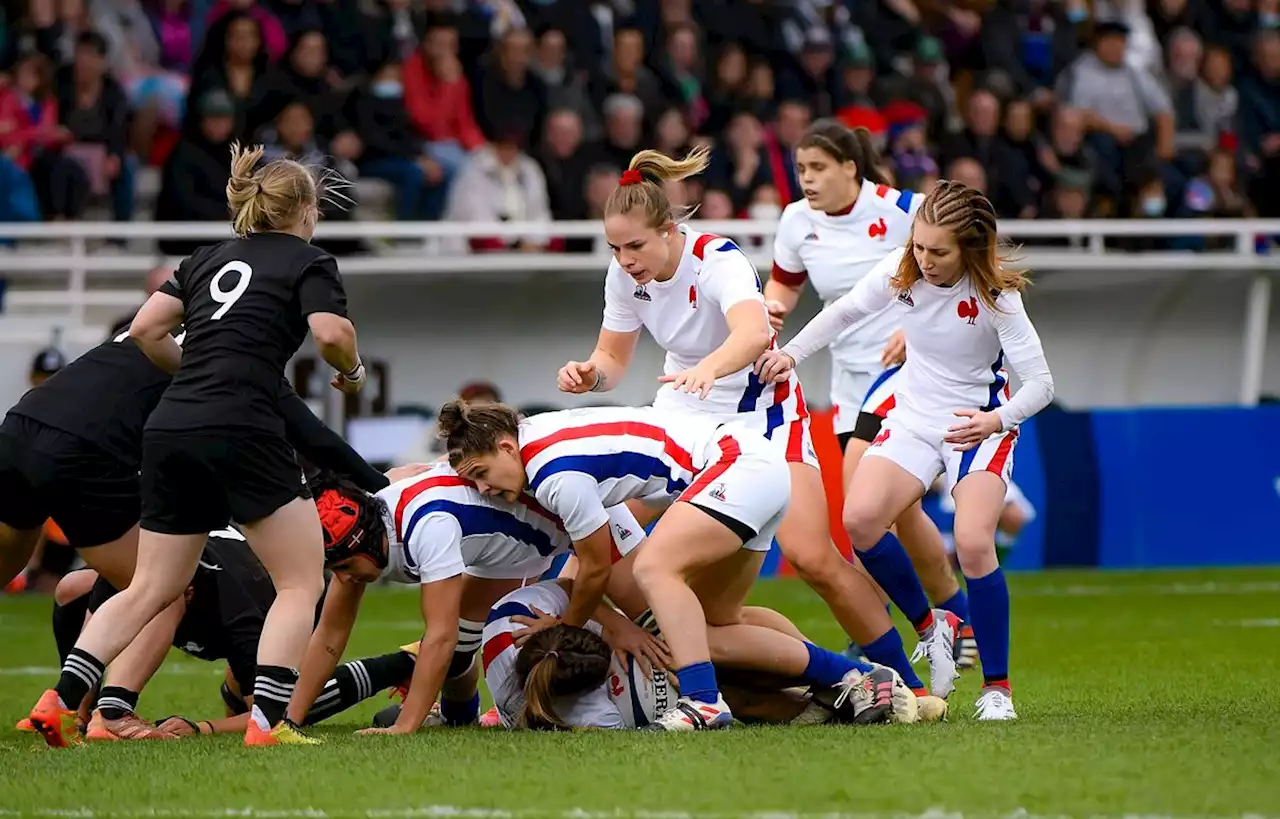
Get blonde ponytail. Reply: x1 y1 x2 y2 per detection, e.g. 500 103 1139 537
225 141 323 237
605 145 712 227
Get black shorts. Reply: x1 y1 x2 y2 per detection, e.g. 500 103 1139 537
0 414 139 547
140 429 309 535
840 412 887 449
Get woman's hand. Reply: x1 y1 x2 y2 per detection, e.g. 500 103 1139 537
511 606 561 646
753 350 795 383
880 329 906 367
944 409 1004 451
557 360 599 394
658 362 718 400
601 617 671 677
385 463 433 483
357 724 417 736
155 716 200 736
331 361 366 394
763 300 788 332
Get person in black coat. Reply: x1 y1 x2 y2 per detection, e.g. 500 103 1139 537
154 90 236 255
350 61 445 221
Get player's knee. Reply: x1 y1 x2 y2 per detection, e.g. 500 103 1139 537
842 506 882 550
273 570 326 604
630 547 670 594
952 524 996 568
781 541 837 587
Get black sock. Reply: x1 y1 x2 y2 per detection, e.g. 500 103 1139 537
51 596 90 666
55 648 106 710
252 665 298 728
304 652 416 726
97 686 139 720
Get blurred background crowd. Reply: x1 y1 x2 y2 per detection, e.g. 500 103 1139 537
0 0 1274 255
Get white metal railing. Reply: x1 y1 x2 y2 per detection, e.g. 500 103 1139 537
0 218 1275 406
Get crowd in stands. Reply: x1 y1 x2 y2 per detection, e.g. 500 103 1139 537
0 0 1274 254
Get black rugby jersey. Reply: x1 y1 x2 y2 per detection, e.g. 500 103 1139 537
147 232 348 436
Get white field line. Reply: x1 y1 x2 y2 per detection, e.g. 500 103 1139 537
0 809 1274 819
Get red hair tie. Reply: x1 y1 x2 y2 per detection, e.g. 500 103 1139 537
619 169 645 186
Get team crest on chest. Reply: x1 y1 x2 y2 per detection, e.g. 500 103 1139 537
958 297 979 325
633 285 651 302
868 218 888 239
688 285 697 309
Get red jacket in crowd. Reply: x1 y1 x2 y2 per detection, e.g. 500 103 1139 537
402 51 485 150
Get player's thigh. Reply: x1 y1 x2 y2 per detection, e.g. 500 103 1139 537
844 421 937 539
773 462 845 572
76 526 140 590
688 547 766 627
634 502 746 584
129 530 207 606
239 496 325 594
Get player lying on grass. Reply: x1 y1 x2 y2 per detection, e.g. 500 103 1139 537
482 579 946 729
19 528 419 740
286 468 659 736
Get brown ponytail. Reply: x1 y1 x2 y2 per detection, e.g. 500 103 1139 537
437 399 521 468
515 624 612 731
796 120 890 186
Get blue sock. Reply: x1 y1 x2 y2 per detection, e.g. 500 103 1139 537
861 628 924 691
440 692 481 726
859 533 933 630
803 642 871 687
966 567 1010 684
938 588 970 623
675 661 720 704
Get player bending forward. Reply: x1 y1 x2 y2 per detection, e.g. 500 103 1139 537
757 181 1054 720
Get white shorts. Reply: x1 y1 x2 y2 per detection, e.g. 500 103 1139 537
463 553 554 581
864 414 1019 492
830 366 877 437
677 431 790 551
653 379 818 469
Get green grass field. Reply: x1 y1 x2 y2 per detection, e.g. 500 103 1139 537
2 568 1279 818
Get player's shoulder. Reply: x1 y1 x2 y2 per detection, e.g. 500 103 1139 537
687 229 747 264
777 200 814 235
863 182 921 222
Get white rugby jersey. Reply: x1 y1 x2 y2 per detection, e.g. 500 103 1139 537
520 406 723 541
601 223 802 418
376 463 569 584
781 247 1054 436
772 181 922 372
482 581 670 729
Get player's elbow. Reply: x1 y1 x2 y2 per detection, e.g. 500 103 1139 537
309 313 356 350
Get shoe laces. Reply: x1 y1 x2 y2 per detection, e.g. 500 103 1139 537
831 670 871 712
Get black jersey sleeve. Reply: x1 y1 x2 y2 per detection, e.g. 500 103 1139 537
276 380 389 493
296 254 348 318
158 277 182 300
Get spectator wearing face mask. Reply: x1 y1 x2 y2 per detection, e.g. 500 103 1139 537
353 61 448 222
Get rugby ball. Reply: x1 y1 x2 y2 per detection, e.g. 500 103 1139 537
607 654 672 728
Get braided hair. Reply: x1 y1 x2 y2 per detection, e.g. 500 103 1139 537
515 624 612 730
891 180 1026 312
